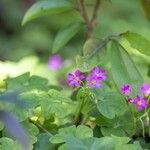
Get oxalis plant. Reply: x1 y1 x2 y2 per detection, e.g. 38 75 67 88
0 0 150 150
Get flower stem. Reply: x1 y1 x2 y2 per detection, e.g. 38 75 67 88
139 118 145 137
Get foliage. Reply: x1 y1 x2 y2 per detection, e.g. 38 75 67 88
0 0 150 149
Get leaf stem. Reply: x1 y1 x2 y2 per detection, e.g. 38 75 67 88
139 118 145 137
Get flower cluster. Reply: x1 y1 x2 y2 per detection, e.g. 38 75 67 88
121 83 150 111
67 66 107 89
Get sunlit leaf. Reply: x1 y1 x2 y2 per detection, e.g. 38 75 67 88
123 32 150 56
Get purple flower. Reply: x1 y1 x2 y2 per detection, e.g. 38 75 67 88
141 83 150 96
67 70 85 87
48 54 62 70
134 95 148 111
91 66 107 81
86 74 102 89
128 98 134 104
121 84 131 95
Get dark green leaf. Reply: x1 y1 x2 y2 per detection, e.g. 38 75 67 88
52 23 82 53
34 133 56 150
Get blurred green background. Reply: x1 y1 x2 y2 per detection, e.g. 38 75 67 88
0 0 150 82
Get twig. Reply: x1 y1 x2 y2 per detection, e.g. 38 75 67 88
78 0 101 39
87 0 101 38
78 0 89 25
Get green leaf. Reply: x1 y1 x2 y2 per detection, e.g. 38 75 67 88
123 32 150 56
34 133 56 150
0 121 4 131
96 112 135 137
97 92 127 119
6 73 30 91
50 125 93 144
52 23 82 53
76 88 96 115
22 121 39 144
6 73 49 92
110 41 143 97
22 0 73 25
115 144 136 150
0 137 22 150
133 141 143 150
76 39 107 72
40 90 76 119
65 136 133 150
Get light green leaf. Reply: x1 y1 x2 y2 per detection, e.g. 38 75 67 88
52 23 82 53
97 92 127 119
22 0 73 25
123 32 150 56
76 39 107 72
110 41 143 97
0 137 22 150
115 144 136 150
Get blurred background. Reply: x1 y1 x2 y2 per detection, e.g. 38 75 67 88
0 0 150 84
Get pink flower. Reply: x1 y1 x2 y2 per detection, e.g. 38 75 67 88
141 83 150 96
67 70 85 87
121 84 131 95
86 74 102 89
48 54 62 70
134 95 148 111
